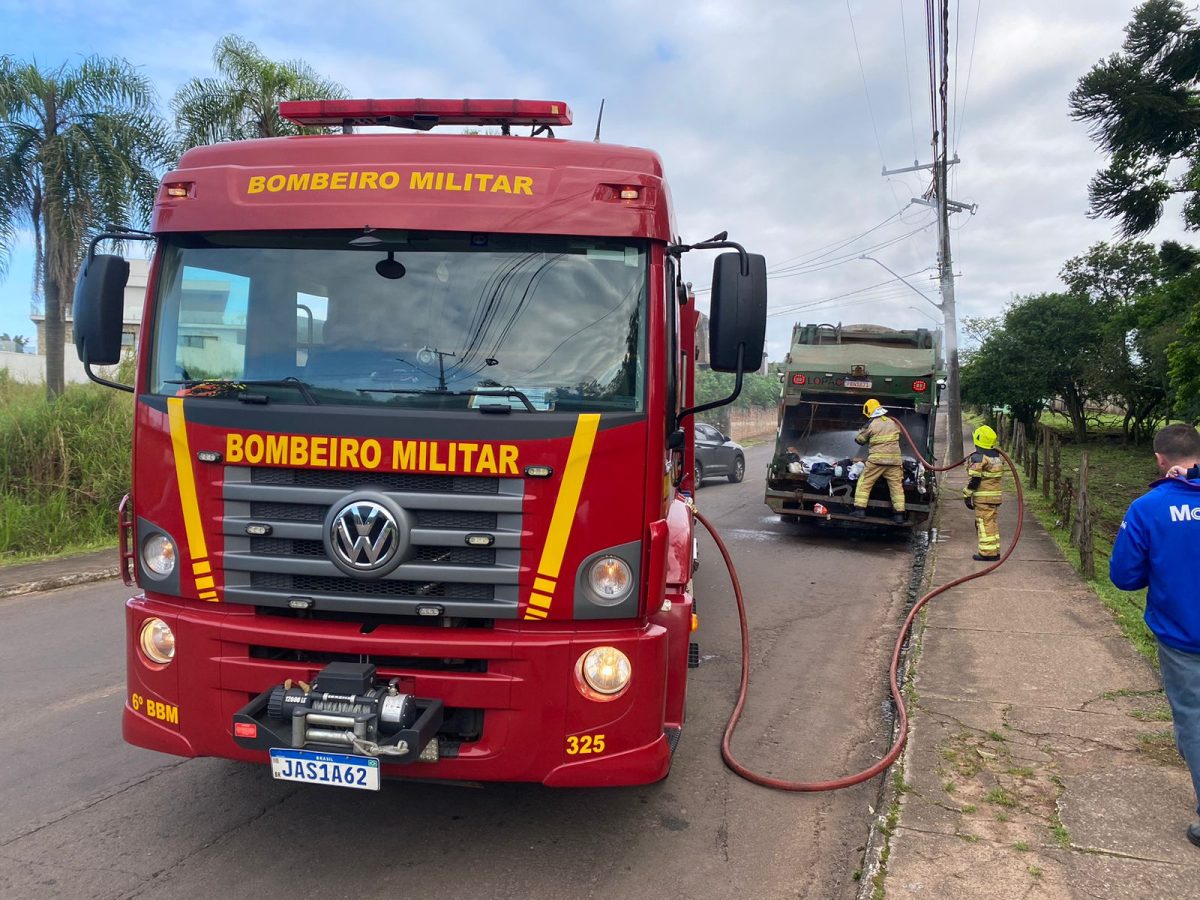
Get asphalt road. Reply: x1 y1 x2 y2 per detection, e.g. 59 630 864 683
0 441 919 900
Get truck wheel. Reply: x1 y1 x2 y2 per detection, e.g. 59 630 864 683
727 455 745 483
694 462 704 487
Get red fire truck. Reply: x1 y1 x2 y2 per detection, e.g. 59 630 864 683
73 98 765 789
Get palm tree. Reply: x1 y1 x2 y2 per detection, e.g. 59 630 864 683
172 35 348 149
0 55 173 398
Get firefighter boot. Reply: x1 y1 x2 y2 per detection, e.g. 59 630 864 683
973 553 1000 562
892 512 906 524
850 508 866 518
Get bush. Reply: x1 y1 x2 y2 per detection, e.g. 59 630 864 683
0 370 133 560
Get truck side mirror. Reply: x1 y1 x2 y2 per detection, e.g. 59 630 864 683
708 252 766 373
73 254 130 367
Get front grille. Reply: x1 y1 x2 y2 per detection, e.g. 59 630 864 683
223 465 523 618
249 537 496 566
251 468 498 494
413 509 497 530
249 644 488 673
251 537 326 557
250 501 324 522
251 571 494 600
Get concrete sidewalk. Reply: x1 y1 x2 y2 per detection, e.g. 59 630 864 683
878 418 1200 897
0 548 119 599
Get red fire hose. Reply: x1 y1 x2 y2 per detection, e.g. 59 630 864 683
698 421 1023 791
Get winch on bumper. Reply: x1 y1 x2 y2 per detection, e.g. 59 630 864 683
232 662 444 763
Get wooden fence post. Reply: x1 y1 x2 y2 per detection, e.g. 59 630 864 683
1041 425 1051 499
1052 436 1061 500
1030 430 1039 490
1073 452 1095 579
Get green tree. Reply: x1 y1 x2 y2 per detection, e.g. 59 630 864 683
960 327 1048 434
1060 241 1166 442
1069 0 1200 236
694 368 779 411
961 293 1106 440
1164 268 1200 421
0 55 172 398
172 35 349 150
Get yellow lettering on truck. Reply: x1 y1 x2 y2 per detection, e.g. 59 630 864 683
226 433 520 475
247 171 538 196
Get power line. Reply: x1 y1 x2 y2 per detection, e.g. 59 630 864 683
693 217 935 294
899 0 921 162
846 0 888 168
952 0 961 151
766 268 936 317
766 222 936 278
953 0 983 154
767 209 907 270
925 0 939 144
768 218 935 275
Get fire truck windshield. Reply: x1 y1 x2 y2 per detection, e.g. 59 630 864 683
149 231 647 412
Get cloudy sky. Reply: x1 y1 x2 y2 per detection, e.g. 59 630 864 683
0 0 1192 360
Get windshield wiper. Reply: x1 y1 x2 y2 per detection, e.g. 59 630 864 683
358 386 536 412
166 377 320 406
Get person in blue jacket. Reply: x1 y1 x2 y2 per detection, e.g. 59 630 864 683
1110 423 1200 849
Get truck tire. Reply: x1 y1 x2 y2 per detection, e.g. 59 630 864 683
727 455 745 483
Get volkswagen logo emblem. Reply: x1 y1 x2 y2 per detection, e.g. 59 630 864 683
324 495 409 578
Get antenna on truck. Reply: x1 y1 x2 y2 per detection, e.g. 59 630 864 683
593 98 605 142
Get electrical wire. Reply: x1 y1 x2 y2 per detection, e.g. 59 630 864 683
767 221 936 277
767 288 937 321
702 421 1024 792
899 0 921 163
767 209 908 271
765 269 936 317
953 0 983 155
692 221 936 296
846 0 889 170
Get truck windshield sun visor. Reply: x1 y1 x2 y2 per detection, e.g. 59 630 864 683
148 231 648 414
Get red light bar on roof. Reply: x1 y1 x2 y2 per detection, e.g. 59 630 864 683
279 98 573 130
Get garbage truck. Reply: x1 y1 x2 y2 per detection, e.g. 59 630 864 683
764 322 940 526
71 97 766 789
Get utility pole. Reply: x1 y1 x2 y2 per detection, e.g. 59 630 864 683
881 0 968 462
934 0 964 462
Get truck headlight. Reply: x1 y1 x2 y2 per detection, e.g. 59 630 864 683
586 556 632 606
577 646 631 699
139 618 175 664
142 534 176 577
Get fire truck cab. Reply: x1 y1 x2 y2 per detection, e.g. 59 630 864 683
73 98 766 788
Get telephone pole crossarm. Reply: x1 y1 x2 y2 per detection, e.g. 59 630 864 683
881 154 959 176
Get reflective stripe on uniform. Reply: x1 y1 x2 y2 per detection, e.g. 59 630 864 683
862 417 902 464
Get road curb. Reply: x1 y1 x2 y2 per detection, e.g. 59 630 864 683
857 477 946 899
0 566 121 600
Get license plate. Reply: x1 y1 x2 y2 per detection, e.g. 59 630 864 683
269 748 380 791
844 379 872 389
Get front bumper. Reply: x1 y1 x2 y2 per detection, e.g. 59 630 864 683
122 594 676 787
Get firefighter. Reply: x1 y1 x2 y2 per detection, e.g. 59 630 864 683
850 398 906 523
963 425 1004 561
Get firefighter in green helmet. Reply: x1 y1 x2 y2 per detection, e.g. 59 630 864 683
851 398 906 523
963 425 1004 561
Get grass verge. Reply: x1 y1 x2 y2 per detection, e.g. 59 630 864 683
976 411 1158 662
0 369 132 563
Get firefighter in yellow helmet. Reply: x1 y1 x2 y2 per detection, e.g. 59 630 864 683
963 425 1004 561
850 399 906 523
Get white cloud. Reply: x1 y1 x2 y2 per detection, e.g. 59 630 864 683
0 0 1194 355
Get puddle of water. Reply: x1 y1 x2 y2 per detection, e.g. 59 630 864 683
724 528 788 543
